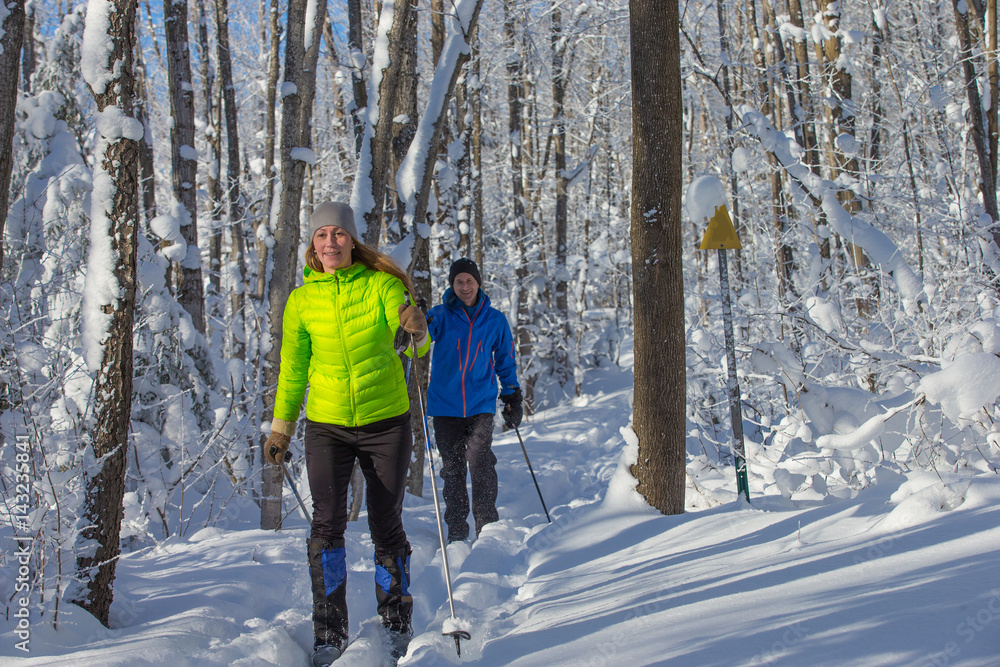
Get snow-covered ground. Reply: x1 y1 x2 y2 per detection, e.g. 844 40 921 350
5 355 1000 666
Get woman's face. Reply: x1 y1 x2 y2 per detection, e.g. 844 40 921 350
313 225 353 273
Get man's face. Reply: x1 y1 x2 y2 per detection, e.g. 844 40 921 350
453 273 479 307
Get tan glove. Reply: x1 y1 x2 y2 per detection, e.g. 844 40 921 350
398 304 428 347
264 419 295 465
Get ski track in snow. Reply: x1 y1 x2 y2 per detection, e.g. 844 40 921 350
6 363 1000 666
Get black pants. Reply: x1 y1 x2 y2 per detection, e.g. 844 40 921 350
304 414 414 648
433 414 499 540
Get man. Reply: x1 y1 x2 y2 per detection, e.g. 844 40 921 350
426 258 523 542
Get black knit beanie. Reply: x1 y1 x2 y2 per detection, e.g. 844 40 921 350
449 258 482 288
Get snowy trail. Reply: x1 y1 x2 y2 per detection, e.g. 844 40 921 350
6 363 1000 665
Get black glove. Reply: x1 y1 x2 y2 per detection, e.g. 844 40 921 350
501 388 523 429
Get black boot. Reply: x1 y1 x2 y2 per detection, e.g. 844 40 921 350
308 538 349 656
374 547 413 657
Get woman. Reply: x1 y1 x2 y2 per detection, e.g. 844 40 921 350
263 201 429 666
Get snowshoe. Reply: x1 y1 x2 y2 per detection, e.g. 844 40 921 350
387 629 411 661
311 643 343 667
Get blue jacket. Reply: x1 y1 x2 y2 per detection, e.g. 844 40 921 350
426 288 519 417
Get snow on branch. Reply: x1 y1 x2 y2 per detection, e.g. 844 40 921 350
81 0 116 96
350 0 396 235
820 194 925 302
735 104 925 304
815 396 922 451
918 353 1000 422
397 0 481 227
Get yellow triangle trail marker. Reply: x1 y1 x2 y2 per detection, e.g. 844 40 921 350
699 204 742 250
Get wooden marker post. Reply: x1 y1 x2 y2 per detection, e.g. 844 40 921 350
699 203 750 503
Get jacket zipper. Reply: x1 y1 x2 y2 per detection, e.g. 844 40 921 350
334 273 358 425
460 304 488 417
457 339 466 416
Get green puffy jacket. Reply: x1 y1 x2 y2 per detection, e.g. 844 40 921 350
274 263 420 427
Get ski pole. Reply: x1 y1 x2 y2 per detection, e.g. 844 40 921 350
410 332 470 657
513 425 551 523
272 447 312 524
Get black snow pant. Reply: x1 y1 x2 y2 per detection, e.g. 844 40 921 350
304 414 414 649
433 414 499 541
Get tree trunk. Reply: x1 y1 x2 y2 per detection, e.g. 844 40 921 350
165 0 206 333
629 0 685 515
715 0 744 286
355 0 417 245
786 0 819 174
20 3 33 92
134 38 157 222
867 4 886 173
987 0 998 186
761 0 797 305
471 29 484 268
371 0 422 504
504 0 533 410
786 0 829 272
952 0 1000 270
197 0 224 305
552 6 569 388
397 0 487 496
431 0 445 62
73 0 140 625
429 0 453 255
0 0 25 275
322 16 357 184
391 0 419 241
257 0 281 301
261 0 328 530
456 61 472 259
817 0 874 317
347 0 368 153
215 0 247 361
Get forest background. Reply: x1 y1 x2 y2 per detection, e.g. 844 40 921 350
2 0 1000 634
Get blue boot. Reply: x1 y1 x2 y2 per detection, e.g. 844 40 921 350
308 539 348 656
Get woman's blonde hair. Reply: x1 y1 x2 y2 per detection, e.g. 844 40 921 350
305 236 415 295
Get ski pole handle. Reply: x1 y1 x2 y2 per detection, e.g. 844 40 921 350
267 446 293 463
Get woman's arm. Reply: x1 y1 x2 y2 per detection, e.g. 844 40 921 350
273 290 312 422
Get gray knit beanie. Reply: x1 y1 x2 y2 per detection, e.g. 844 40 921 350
308 201 358 242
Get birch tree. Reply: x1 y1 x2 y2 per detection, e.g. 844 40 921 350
73 0 142 625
